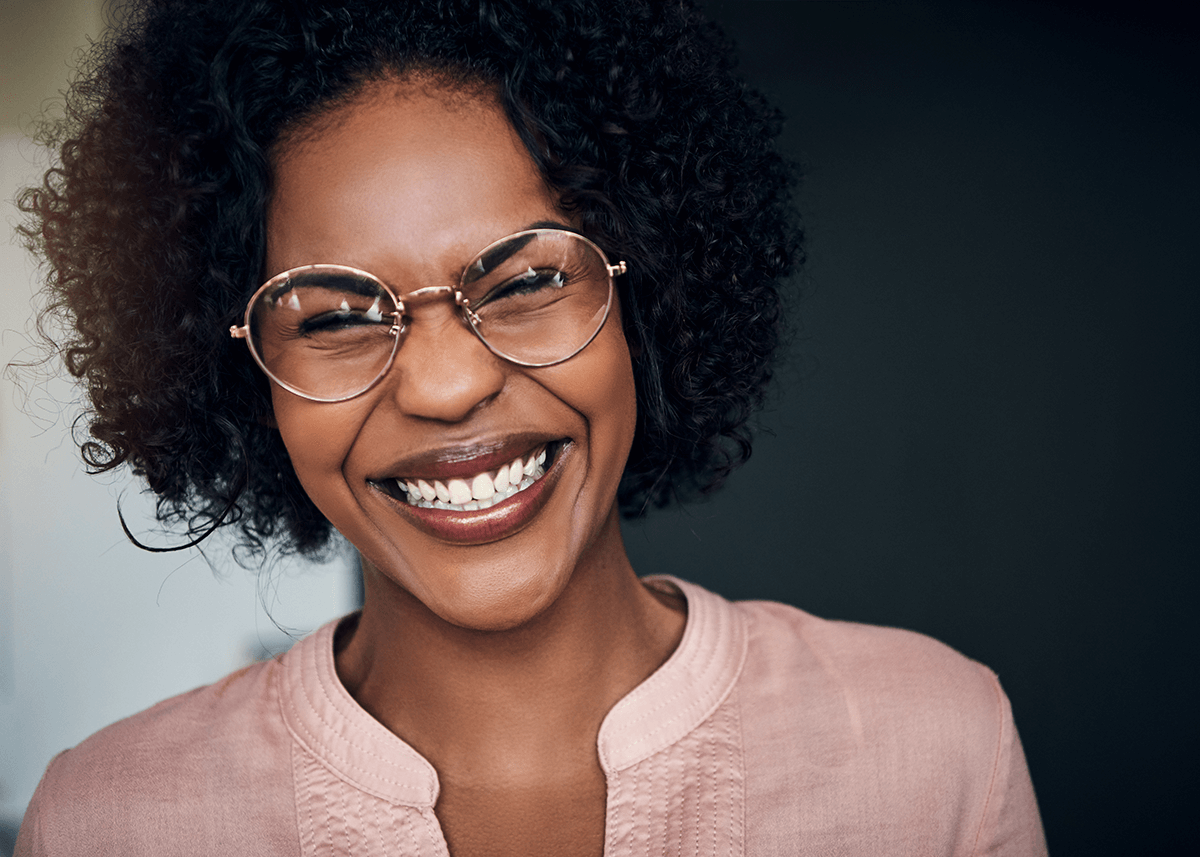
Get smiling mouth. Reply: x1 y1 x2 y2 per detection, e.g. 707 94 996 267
375 442 561 513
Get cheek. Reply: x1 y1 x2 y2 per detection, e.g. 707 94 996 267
570 323 638 474
269 391 361 502
606 305 638 442
611 347 638 454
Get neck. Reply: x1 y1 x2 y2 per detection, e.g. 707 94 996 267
333 514 686 780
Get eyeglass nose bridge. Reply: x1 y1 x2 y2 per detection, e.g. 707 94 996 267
396 285 482 329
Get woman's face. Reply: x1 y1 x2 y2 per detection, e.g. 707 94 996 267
265 80 637 631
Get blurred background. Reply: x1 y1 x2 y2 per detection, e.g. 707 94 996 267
1 1 1196 854
0 4 358 850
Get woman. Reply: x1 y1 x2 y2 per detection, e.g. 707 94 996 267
15 1 1046 854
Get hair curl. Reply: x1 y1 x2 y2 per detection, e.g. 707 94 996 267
18 0 802 557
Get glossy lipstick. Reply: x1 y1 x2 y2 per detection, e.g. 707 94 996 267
369 439 569 545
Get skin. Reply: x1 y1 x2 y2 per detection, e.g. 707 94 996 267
265 77 686 856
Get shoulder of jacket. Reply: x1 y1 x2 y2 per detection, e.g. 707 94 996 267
16 657 286 855
734 598 1007 739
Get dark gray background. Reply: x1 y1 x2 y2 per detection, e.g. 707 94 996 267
621 2 1197 854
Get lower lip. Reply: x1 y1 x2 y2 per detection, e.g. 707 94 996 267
373 444 570 545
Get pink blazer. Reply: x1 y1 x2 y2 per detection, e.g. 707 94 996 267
16 577 1046 855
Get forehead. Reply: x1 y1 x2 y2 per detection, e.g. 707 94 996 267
265 79 563 279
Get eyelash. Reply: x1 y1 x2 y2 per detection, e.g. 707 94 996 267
483 267 570 302
298 309 383 334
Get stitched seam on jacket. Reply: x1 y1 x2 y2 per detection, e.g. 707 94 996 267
602 598 749 772
285 688 431 800
278 639 434 804
968 664 1006 857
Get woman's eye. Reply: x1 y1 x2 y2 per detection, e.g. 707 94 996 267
484 267 568 303
297 295 389 333
300 312 367 333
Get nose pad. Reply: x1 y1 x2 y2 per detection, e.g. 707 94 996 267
383 291 505 422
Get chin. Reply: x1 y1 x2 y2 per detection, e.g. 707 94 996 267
409 552 572 634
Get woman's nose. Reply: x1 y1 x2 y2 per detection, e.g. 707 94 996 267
382 299 505 422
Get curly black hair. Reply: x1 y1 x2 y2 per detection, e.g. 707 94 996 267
18 0 801 557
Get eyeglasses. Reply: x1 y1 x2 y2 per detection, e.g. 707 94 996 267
230 228 626 402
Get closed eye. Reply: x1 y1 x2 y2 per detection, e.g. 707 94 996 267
296 295 390 334
478 267 568 306
298 311 379 334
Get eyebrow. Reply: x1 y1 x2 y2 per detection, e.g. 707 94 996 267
463 221 580 284
524 219 576 232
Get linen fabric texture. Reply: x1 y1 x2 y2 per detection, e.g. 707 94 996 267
16 578 1047 856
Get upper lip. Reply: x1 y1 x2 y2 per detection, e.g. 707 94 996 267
367 432 560 482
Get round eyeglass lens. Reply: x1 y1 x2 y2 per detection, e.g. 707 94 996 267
248 266 399 401
460 230 614 367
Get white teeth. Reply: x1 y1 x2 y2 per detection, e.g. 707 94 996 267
447 478 472 504
389 444 554 511
471 472 495 501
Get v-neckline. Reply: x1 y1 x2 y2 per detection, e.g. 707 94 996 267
278 576 748 852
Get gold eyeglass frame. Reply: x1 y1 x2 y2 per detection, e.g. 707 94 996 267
229 228 627 403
